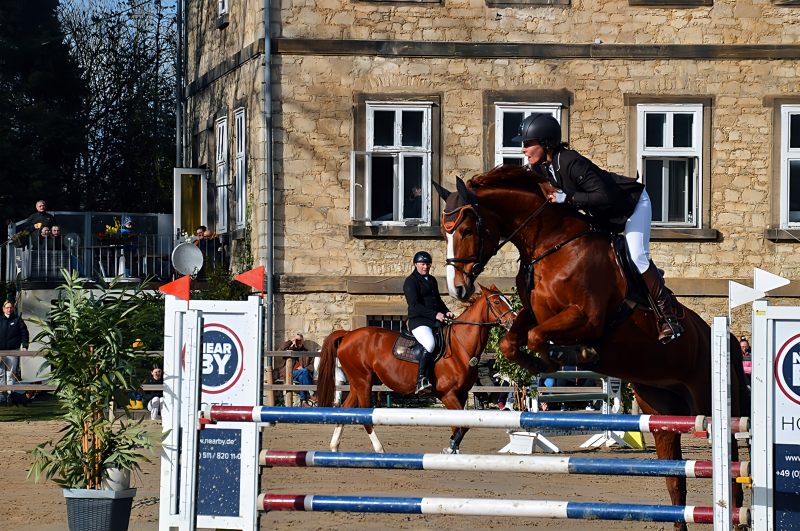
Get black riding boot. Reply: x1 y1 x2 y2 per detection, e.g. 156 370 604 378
415 348 435 395
642 262 684 344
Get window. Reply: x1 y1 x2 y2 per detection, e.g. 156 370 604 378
637 104 703 227
216 117 228 233
367 315 406 331
494 103 561 168
780 105 800 227
234 108 246 230
218 0 228 15
351 102 432 225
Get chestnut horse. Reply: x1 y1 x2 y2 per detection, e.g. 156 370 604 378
316 284 515 454
434 166 750 529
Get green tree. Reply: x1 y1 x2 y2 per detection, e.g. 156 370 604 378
0 0 86 219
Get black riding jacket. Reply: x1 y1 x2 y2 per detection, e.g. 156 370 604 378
403 269 450 330
0 312 29 350
529 148 645 233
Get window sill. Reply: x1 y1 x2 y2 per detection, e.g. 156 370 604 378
650 228 719 241
349 224 443 239
764 228 800 243
629 0 712 5
233 228 246 240
216 14 229 30
487 0 569 4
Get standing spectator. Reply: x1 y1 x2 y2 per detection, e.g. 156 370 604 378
740 337 752 377
143 366 164 420
193 226 207 245
279 333 314 406
473 354 500 409
51 224 64 250
17 200 56 235
0 301 29 403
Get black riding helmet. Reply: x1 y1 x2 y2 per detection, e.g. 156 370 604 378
413 251 433 264
511 113 562 144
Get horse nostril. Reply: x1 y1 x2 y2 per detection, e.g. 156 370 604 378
456 286 466 300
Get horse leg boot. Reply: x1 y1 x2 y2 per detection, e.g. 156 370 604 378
642 262 684 344
415 347 435 395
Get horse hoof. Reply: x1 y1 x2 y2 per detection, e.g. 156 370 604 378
441 447 458 454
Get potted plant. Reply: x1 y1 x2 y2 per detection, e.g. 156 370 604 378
27 270 162 531
12 229 30 248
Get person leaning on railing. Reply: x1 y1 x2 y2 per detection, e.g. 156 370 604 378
278 333 315 407
0 301 29 404
15 199 56 236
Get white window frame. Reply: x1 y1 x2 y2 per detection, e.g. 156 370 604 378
780 105 800 228
637 104 703 228
216 117 228 234
218 0 229 16
350 101 432 226
234 108 246 230
494 103 562 168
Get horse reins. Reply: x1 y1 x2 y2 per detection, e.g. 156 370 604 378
443 293 516 366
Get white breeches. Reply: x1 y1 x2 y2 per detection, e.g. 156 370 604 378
147 396 163 420
411 326 436 352
314 357 348 404
625 190 652 274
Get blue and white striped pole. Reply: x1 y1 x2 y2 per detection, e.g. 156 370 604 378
206 406 711 434
259 450 750 478
258 494 749 525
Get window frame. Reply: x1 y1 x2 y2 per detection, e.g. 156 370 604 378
636 103 704 228
351 101 433 226
494 103 562 168
216 116 228 234
218 0 229 16
234 108 246 230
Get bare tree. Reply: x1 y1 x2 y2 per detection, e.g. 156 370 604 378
59 0 176 213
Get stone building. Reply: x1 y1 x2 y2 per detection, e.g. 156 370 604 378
180 0 800 345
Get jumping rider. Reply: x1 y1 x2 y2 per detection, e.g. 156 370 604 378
513 113 683 343
403 251 455 395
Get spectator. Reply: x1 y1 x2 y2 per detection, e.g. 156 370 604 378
279 333 314 406
0 301 29 404
119 217 138 277
51 224 64 250
143 366 164 420
17 199 56 235
473 354 501 409
404 186 422 219
193 225 207 245
35 224 53 250
740 337 752 376
120 217 135 238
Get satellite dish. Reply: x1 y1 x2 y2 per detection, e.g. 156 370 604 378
171 243 204 276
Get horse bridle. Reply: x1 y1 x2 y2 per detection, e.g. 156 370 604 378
443 200 550 282
444 292 517 366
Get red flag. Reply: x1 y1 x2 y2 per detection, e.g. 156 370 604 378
159 275 191 302
235 266 265 294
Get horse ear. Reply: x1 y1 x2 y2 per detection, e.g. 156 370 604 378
490 283 498 291
476 282 486 294
455 177 478 206
431 181 451 202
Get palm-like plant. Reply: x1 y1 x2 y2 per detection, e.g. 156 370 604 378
28 270 162 489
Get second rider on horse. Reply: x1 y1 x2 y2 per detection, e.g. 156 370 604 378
403 251 455 395
514 113 683 343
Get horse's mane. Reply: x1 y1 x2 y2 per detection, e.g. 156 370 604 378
467 164 549 196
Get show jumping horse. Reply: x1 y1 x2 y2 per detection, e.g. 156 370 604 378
434 165 750 529
316 284 515 454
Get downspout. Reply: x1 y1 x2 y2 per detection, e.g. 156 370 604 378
263 0 274 352
175 0 183 166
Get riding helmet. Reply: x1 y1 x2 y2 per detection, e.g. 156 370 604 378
413 251 433 264
511 113 562 144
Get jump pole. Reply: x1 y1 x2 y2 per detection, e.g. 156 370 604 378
257 494 749 525
259 450 750 478
204 405 711 434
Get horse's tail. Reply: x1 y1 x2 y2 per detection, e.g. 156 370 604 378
317 330 348 408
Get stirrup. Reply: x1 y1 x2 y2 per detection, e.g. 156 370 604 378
659 319 683 344
415 377 432 395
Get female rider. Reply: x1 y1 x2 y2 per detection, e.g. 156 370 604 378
512 113 683 343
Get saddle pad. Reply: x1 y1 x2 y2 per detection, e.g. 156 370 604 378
392 334 418 364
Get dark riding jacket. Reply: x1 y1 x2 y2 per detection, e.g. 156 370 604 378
404 269 450 330
0 312 29 350
529 148 645 233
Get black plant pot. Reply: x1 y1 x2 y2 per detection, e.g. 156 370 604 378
63 488 136 531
